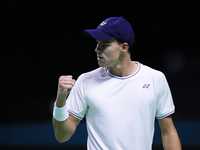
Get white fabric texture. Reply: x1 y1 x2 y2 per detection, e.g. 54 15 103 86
66 62 175 150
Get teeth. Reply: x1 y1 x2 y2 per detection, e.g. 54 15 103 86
97 56 103 60
97 55 103 59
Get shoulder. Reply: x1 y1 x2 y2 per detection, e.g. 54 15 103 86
139 63 166 79
77 67 107 83
80 67 105 78
139 64 170 92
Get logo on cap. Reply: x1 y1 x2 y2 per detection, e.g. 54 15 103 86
100 21 107 26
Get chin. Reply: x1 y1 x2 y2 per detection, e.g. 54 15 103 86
98 62 108 67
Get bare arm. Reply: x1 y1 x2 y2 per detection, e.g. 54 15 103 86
53 114 80 143
52 76 81 143
158 115 182 150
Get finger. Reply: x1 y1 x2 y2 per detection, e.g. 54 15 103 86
72 79 76 85
60 75 73 79
59 76 73 81
59 82 74 88
59 80 74 84
59 84 73 91
60 84 73 89
59 78 73 84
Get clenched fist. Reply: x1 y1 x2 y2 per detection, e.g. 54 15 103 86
56 75 76 107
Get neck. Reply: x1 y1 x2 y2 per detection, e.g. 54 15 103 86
107 59 138 77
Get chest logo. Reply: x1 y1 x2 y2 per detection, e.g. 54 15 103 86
143 84 150 88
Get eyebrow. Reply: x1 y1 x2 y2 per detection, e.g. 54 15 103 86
96 40 106 43
96 39 115 43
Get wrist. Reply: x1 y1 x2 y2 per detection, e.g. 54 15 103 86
56 94 68 107
55 100 66 108
53 102 69 121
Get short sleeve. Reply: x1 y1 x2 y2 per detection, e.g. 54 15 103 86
66 74 88 120
156 73 175 119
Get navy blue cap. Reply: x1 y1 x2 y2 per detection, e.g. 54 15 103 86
83 16 135 46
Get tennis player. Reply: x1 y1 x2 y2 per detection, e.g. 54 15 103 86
53 16 182 150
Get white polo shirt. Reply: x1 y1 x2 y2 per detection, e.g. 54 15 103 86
67 62 175 150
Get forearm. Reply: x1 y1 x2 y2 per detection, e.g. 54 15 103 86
52 117 75 143
53 75 78 143
162 130 182 150
53 99 76 143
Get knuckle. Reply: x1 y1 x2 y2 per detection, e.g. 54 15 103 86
59 75 72 80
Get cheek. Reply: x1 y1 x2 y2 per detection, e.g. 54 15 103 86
104 52 115 60
108 51 120 60
106 52 113 58
104 46 121 60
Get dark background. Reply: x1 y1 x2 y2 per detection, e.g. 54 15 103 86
0 0 200 149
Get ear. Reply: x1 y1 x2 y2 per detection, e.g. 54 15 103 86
121 42 129 52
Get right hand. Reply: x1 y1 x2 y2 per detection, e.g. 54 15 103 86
56 75 76 107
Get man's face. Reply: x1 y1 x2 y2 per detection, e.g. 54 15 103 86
95 39 123 67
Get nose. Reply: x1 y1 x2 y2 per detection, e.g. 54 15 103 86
95 44 102 53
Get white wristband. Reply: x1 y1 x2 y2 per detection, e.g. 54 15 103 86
53 102 69 122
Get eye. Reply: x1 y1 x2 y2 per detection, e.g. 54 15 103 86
100 42 110 48
96 41 111 51
103 43 110 46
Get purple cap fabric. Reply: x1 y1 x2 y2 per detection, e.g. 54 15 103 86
83 16 135 46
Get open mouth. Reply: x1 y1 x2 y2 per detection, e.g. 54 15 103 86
97 56 104 60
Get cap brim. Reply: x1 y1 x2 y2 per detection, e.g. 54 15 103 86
83 29 115 41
